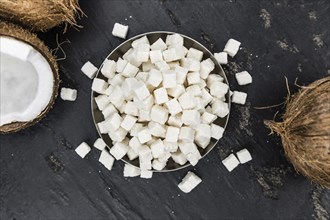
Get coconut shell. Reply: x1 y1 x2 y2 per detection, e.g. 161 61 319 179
0 0 83 32
0 21 60 133
265 77 330 188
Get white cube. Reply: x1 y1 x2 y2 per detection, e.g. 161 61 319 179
175 65 188 84
81 61 98 79
182 110 200 126
187 48 203 61
198 80 207 89
122 62 139 77
97 121 108 134
123 164 141 177
195 124 211 149
186 150 202 166
136 71 149 82
130 123 144 137
155 60 170 71
124 101 139 116
95 95 110 111
121 115 138 131
152 159 166 171
104 112 122 132
139 157 152 170
232 91 247 105
223 38 241 57
186 85 202 97
167 85 185 98
112 23 129 39
138 109 151 122
207 74 224 87
162 47 184 62
150 105 169 124
148 121 166 138
179 126 195 142
166 34 184 47
136 44 150 62
178 93 196 110
210 81 228 98
151 38 167 51
131 36 149 49
165 126 180 143
168 61 180 69
124 50 142 67
200 58 215 79
202 112 217 124
102 103 117 118
150 139 165 158
110 74 124 87
127 148 139 160
108 86 124 109
171 150 187 165
167 114 183 127
108 128 127 142
133 83 150 100
178 171 202 193
158 151 171 163
235 71 252 85
129 136 142 153
101 59 116 79
137 127 152 144
164 141 178 152
201 88 213 106
110 142 129 160
60 88 77 101
105 85 114 96
93 138 107 151
212 100 229 118
236 148 252 164
99 150 115 170
222 153 240 172
214 52 228 65
154 87 169 104
138 145 153 161
187 72 201 85
92 78 108 94
140 95 154 110
181 58 200 72
149 50 163 64
165 99 182 115
140 169 153 179
75 142 91 158
162 70 177 88
142 61 155 72
116 58 128 73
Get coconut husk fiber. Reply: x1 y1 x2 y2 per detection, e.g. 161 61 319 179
265 76 330 188
0 21 60 133
0 0 83 32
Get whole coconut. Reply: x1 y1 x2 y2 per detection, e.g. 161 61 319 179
265 76 330 188
0 0 83 32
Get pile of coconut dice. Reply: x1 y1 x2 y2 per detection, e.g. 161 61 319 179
86 33 229 174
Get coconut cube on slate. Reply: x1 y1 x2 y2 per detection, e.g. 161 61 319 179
163 141 177 153
93 138 107 151
222 153 240 172
151 105 169 124
112 23 129 39
110 142 129 160
154 87 169 104
99 150 115 170
60 88 77 101
214 52 228 65
101 59 116 79
223 38 241 57
165 126 180 143
178 171 202 193
171 150 188 165
151 38 167 51
211 124 224 139
236 148 252 164
92 78 108 94
182 110 200 126
121 115 138 131
81 61 98 79
137 127 152 144
232 91 247 105
150 139 165 158
140 169 153 179
123 164 141 177
75 142 91 158
167 114 183 127
235 71 252 85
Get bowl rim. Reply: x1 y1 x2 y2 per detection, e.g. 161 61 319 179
91 31 231 172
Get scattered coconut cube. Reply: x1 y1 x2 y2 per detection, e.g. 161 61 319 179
140 169 153 179
137 127 153 144
60 88 77 101
152 159 166 171
222 153 240 172
75 142 91 158
182 110 200 126
211 124 224 139
121 115 138 131
150 139 165 158
223 38 241 57
99 150 115 170
171 150 188 165
93 138 107 151
154 87 169 104
167 85 185 98
150 105 169 124
81 61 98 79
235 71 252 85
92 78 108 94
112 23 129 39
179 126 195 142
167 114 183 127
178 171 202 193
212 100 229 118
101 59 116 79
162 70 177 88
151 38 167 51
195 124 211 149
165 126 180 143
110 142 129 160
232 91 247 105
123 164 141 177
187 48 203 61
214 52 228 65
236 148 252 164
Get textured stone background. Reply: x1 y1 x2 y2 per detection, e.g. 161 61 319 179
1 0 329 219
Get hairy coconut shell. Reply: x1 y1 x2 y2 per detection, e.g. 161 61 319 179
0 0 83 32
0 21 60 133
265 77 330 188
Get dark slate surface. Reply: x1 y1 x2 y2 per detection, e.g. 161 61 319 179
1 0 330 219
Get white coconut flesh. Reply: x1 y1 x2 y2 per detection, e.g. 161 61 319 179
0 36 54 126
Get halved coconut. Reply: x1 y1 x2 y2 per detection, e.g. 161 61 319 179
0 22 59 133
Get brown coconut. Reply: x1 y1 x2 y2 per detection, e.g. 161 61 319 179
0 0 83 32
0 21 60 133
265 76 330 188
